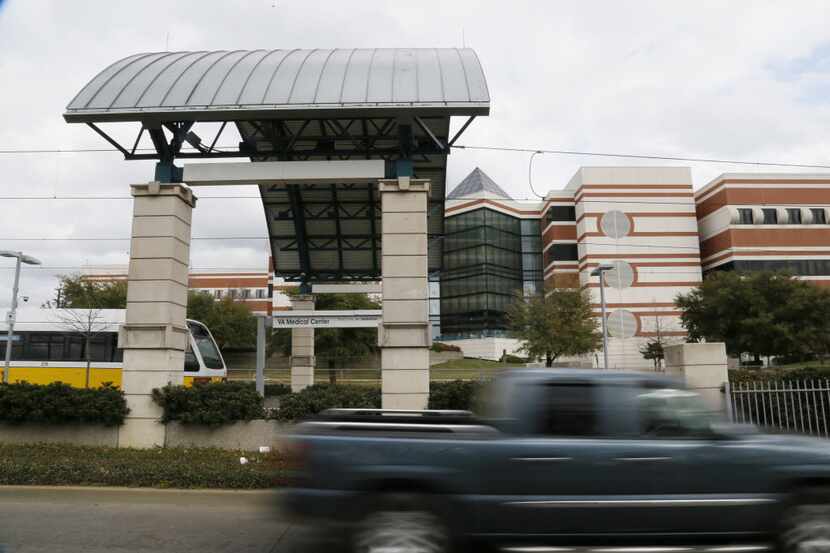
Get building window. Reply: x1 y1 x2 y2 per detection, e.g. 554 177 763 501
546 205 576 223
812 208 827 224
228 289 237 299
544 243 579 266
241 289 250 299
787 208 802 224
737 208 753 225
762 208 778 224
256 289 265 299
214 290 221 299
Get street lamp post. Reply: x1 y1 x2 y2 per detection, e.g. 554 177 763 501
1 251 42 383
590 264 614 370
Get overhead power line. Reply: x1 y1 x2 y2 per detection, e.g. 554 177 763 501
453 145 830 170
0 142 829 169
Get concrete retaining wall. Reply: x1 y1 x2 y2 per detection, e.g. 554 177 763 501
0 423 119 447
0 420 290 451
164 420 287 451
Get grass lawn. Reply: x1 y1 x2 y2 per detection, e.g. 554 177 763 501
0 443 284 488
230 357 523 387
430 357 522 381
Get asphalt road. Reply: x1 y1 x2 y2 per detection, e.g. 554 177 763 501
0 486 335 553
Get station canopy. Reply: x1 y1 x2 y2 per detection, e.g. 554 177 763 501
65 48 490 282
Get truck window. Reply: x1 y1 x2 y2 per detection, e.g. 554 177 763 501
538 382 599 437
638 389 715 439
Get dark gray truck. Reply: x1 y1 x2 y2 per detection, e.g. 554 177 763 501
281 370 830 553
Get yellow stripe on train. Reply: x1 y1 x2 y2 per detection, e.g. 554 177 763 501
0 367 223 388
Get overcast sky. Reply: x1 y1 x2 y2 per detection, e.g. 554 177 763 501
1 0 830 308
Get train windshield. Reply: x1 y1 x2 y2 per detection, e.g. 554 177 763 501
187 321 224 370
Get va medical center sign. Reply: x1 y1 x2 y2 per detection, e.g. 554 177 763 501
272 310 381 329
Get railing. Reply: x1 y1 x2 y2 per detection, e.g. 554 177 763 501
728 380 830 438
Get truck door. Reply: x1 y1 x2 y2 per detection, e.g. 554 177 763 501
604 386 776 536
475 379 646 537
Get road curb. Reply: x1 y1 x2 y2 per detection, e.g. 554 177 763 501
0 484 279 494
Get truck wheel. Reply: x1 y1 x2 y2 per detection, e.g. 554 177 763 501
353 494 450 553
780 490 830 553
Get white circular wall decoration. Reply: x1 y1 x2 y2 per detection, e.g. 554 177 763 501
600 210 631 238
607 309 638 339
605 260 635 289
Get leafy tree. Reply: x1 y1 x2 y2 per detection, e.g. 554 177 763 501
314 293 380 383
640 339 665 371
270 292 380 382
186 292 256 350
507 287 601 367
48 274 127 309
676 271 830 364
639 313 670 370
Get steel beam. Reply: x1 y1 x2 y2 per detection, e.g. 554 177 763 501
182 160 385 186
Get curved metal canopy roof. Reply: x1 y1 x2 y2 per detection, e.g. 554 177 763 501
64 48 491 283
65 48 489 122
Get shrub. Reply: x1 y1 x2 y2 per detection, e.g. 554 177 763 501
0 382 129 426
428 380 484 411
729 366 830 383
431 342 461 353
0 443 282 488
264 383 291 397
501 354 528 364
275 384 380 421
152 381 265 425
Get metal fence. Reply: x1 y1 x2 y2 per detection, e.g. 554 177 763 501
728 380 830 438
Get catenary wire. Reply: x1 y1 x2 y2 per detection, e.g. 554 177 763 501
1 142 830 169
452 144 830 170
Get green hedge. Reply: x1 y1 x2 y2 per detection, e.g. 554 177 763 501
729 367 830 383
431 342 461 353
428 380 484 411
0 382 129 426
275 384 380 421
264 383 291 397
0 443 282 488
152 381 264 425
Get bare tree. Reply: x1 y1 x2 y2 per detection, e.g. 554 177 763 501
56 309 110 388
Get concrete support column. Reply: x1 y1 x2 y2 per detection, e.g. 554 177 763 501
378 177 431 409
118 182 196 448
664 342 729 415
290 295 315 392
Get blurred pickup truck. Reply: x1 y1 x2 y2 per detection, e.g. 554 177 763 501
281 369 830 553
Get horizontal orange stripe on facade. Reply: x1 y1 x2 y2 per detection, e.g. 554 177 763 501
581 261 701 270
445 198 541 216
700 228 830 259
579 252 701 263
586 281 700 288
576 211 697 224
575 192 695 203
577 231 699 240
579 184 693 190
696 178 830 200
543 225 577 242
593 311 682 318
696 188 830 218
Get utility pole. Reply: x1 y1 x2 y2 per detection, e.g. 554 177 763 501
2 251 42 383
591 264 614 370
